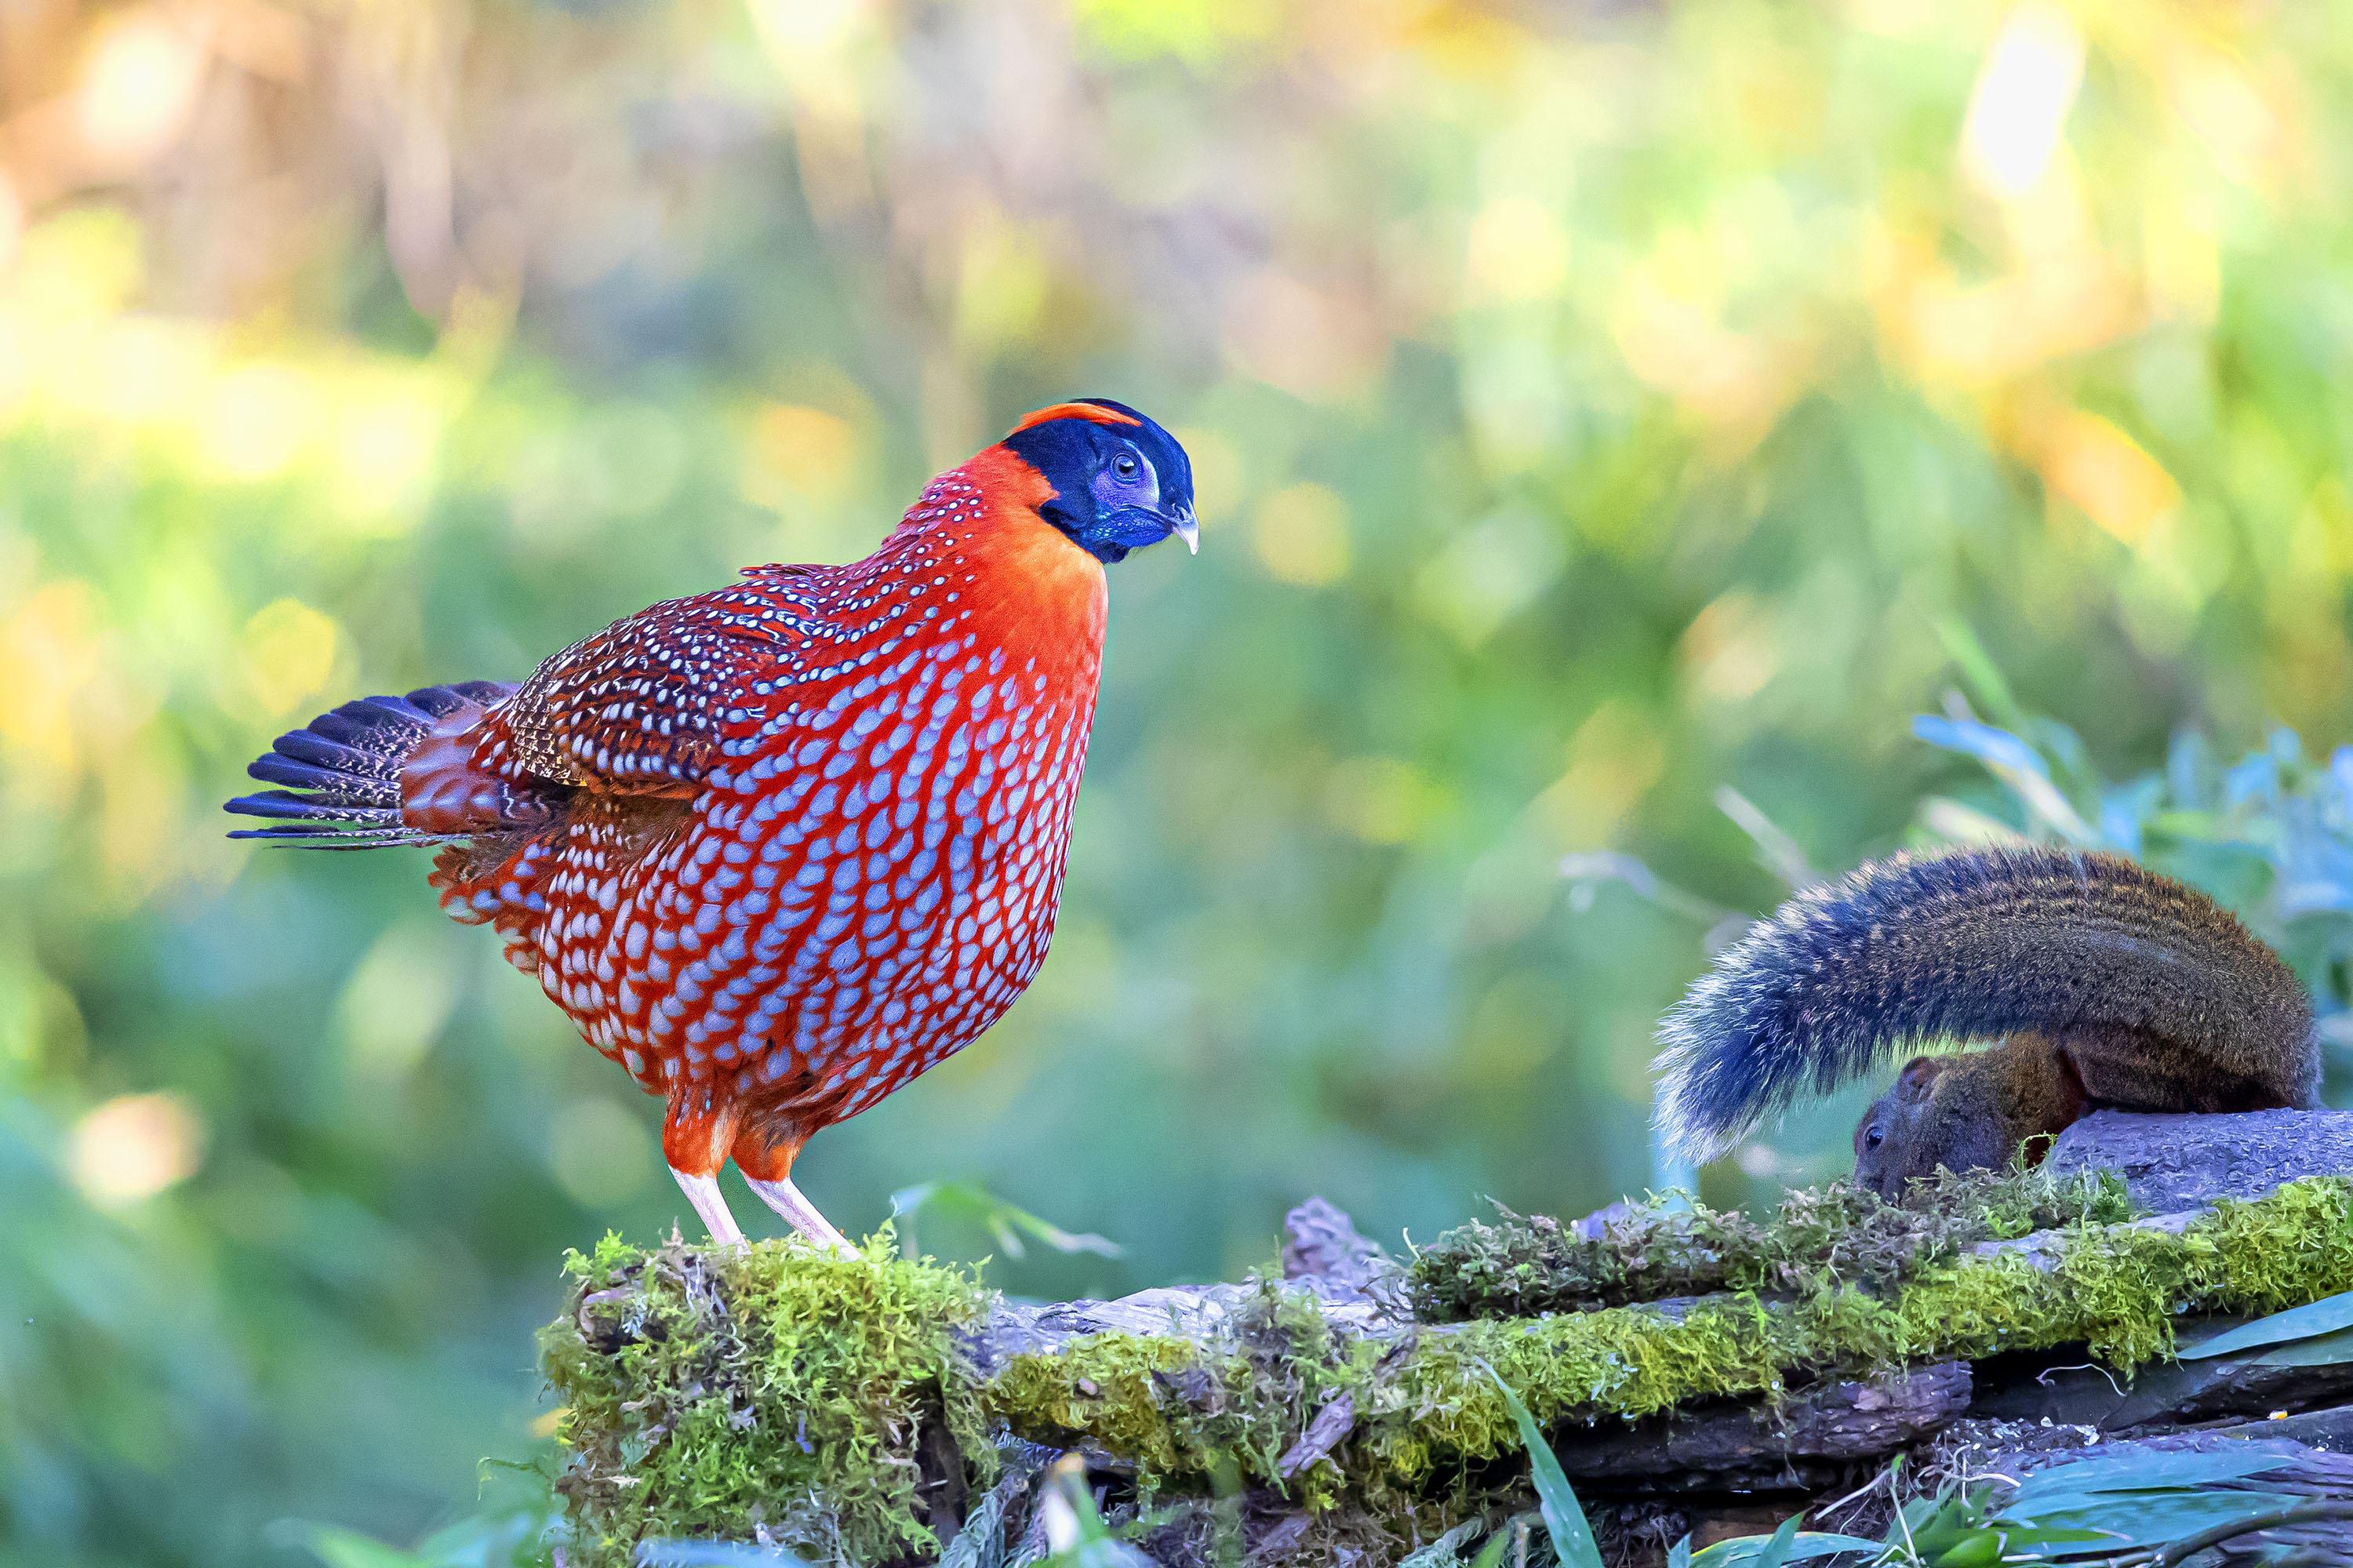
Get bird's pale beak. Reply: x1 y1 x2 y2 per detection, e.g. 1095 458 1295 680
1168 507 1198 555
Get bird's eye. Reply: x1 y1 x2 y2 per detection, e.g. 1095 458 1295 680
1112 452 1140 481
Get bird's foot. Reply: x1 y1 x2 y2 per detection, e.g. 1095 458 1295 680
745 1177 860 1258
670 1166 747 1247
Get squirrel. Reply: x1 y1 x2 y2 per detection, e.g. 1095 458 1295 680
1652 845 2321 1199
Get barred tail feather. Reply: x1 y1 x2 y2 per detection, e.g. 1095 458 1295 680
225 682 514 847
1651 845 2311 1162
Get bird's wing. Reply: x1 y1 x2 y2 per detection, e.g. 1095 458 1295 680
491 579 811 794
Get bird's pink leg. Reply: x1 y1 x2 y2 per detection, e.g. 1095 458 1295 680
744 1177 856 1257
664 1095 745 1245
671 1166 746 1246
731 1114 856 1256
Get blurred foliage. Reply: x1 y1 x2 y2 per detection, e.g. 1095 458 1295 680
890 1180 1122 1261
4 0 2353 1562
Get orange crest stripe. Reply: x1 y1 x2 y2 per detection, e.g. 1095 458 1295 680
1010 401 1143 435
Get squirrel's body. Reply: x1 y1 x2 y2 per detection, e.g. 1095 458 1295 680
1654 846 2319 1198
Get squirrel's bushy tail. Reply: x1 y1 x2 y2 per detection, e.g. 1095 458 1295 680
1653 846 2314 1161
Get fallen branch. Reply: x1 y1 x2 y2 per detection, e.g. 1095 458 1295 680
545 1108 2353 1568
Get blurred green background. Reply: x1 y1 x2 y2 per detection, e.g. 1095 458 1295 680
5 0 2353 1561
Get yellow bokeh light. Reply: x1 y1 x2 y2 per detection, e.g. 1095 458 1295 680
1958 3 2085 200
957 222 1053 355
198 362 321 484
329 375 446 532
2040 409 2180 546
1678 589 1780 708
87 316 213 431
75 8 209 173
1464 197 1572 305
1252 482 1352 587
1071 0 1278 66
240 598 343 719
69 1091 204 1209
747 0 875 123
744 402 864 510
748 0 868 63
2142 187 2221 326
0 580 107 786
96 746 187 905
1533 701 1667 851
2169 49 2281 191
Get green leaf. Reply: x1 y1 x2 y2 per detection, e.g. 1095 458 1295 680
1468 1526 1515 1568
1912 716 2097 842
1978 1524 2115 1549
1995 1491 2306 1551
1479 1365 1604 1568
1747 1517 1803 1568
1669 1536 1693 1568
1689 1524 1881 1568
2245 1323 2353 1366
1999 1446 2291 1507
1887 1490 1991 1555
1995 1449 2308 1552
2178 1289 2353 1360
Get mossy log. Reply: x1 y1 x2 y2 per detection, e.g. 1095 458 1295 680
542 1111 2353 1568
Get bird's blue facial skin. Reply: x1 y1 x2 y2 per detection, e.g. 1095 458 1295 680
1004 400 1198 565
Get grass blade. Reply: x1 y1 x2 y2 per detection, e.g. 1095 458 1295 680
1689 1531 1883 1568
1466 1518 1541 1568
1478 1364 1603 1568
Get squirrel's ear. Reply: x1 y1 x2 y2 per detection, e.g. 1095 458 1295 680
1895 1056 1944 1101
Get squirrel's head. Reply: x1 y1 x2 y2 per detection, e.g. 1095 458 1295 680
1852 1055 2010 1201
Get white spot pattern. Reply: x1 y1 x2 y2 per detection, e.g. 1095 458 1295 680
426 457 1111 1152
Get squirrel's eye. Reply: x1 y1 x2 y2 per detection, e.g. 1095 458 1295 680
1112 453 1140 480
1864 1126 1886 1150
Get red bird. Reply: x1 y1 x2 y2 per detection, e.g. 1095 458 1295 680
228 400 1197 1248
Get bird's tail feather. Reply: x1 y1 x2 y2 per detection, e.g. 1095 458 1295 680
226 682 514 848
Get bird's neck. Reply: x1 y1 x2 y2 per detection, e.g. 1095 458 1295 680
894 447 1109 686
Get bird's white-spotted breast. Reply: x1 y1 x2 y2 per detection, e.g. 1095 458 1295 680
523 448 1108 1128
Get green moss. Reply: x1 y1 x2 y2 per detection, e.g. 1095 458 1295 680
1408 1166 2137 1320
984 1277 1377 1511
977 1179 2353 1500
541 1228 988 1568
544 1177 2353 1562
